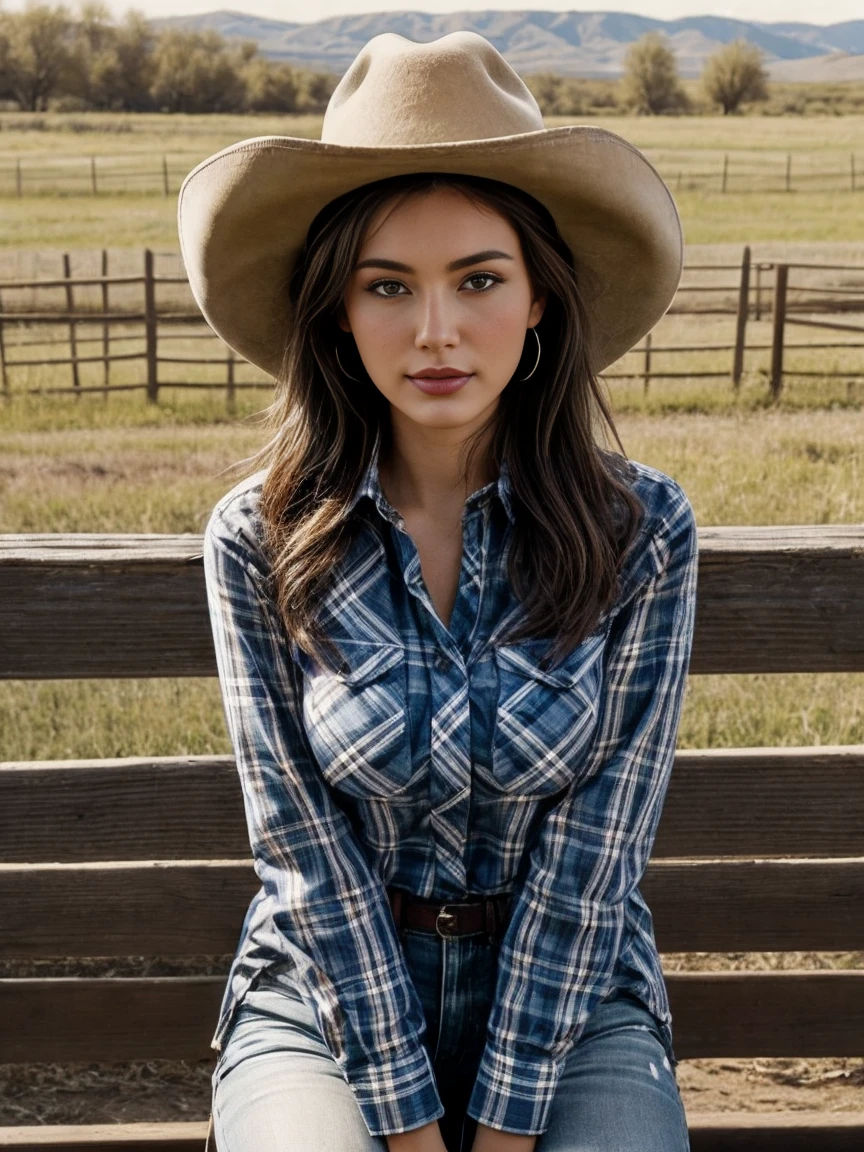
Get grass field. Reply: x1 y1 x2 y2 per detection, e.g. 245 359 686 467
0 112 862 246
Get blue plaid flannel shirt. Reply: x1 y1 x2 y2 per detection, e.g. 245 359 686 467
203 439 698 1137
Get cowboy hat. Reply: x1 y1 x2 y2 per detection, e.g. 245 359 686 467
177 30 683 379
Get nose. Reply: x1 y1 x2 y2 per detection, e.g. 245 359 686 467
414 287 460 352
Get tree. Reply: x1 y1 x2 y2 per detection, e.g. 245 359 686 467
113 8 157 111
241 56 301 113
620 31 688 115
65 1 122 109
149 28 245 113
0 1 74 112
702 38 769 115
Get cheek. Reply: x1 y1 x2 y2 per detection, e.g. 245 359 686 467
473 300 533 352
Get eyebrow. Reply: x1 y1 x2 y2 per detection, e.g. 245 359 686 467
354 249 515 274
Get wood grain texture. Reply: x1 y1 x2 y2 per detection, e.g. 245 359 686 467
1 971 861 1063
0 1122 209 1150
1 858 862 957
2 527 864 677
1 746 863 863
1 1115 862 1152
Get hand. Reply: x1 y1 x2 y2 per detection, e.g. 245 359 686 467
470 1121 538 1152
386 1118 448 1152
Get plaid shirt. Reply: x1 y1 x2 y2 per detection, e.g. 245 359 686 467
203 438 698 1137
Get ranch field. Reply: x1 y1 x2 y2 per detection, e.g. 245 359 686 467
1 111 863 1127
0 112 862 246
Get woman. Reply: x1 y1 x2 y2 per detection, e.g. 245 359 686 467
180 30 697 1152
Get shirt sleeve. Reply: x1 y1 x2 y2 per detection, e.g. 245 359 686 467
203 504 445 1137
466 483 699 1135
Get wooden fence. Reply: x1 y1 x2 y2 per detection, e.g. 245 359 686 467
1 526 863 1150
1 150 862 197
0 246 862 407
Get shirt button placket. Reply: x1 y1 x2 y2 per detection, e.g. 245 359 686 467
429 644 471 893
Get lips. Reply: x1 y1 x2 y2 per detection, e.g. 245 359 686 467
406 372 473 395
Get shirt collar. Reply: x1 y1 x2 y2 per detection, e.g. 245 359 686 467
347 433 515 526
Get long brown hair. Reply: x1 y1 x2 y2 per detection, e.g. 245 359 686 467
226 171 646 671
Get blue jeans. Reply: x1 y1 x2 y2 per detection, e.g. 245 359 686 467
210 928 690 1152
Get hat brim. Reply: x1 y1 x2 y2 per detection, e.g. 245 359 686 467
177 125 683 380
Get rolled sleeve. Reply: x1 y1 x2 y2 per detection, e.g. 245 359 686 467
467 484 699 1134
204 506 444 1137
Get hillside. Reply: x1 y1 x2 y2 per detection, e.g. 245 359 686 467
148 9 864 79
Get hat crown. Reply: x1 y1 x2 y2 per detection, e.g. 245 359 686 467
321 31 544 148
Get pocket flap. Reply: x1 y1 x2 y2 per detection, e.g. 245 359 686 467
494 629 606 689
337 641 405 686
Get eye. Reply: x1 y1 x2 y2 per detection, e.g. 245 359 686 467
463 273 501 292
367 279 406 297
365 272 504 298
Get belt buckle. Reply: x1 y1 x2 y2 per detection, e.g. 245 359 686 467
435 906 458 938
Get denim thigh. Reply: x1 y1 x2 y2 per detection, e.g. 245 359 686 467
536 990 690 1152
210 971 388 1152
209 937 688 1152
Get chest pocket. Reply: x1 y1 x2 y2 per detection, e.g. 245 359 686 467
296 640 414 799
490 628 607 796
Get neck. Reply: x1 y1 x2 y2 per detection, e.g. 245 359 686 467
379 411 497 519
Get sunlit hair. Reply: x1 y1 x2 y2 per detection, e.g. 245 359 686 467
224 171 646 671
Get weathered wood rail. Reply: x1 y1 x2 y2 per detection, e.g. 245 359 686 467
0 526 863 1151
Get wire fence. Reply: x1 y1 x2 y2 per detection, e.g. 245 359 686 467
0 245 863 409
0 151 862 198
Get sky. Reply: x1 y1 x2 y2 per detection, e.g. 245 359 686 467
2 1 861 28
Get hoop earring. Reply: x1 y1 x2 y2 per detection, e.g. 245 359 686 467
335 342 363 382
516 326 541 381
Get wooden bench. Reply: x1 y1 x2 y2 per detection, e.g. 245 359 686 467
1 527 863 1152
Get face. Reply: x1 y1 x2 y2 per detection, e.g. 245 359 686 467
338 185 546 435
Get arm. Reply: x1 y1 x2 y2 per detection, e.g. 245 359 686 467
204 505 445 1139
467 484 699 1137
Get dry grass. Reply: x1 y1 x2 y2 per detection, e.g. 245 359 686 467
0 113 863 246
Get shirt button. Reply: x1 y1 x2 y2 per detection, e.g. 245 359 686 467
435 652 449 672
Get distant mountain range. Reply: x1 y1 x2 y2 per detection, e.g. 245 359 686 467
148 9 864 81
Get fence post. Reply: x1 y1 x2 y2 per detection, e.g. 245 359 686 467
101 249 110 403
722 154 728 193
785 154 792 193
226 346 236 415
63 253 81 398
162 155 170 196
754 263 762 321
90 156 97 195
15 158 22 198
852 154 857 194
144 248 159 404
770 264 788 402
732 244 750 392
642 332 651 397
0 291 8 403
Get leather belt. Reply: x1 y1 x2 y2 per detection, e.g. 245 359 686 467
387 886 512 940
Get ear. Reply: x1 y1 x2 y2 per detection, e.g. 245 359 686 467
336 303 351 334
529 293 547 328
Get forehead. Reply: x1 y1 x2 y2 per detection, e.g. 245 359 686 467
360 186 517 252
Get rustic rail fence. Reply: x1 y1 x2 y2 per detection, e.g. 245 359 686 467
1 527 863 1150
1 151 862 197
0 246 863 408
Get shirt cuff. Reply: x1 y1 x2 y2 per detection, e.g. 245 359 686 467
345 1042 445 1137
466 1044 562 1135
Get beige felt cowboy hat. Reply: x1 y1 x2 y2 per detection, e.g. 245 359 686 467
177 30 683 378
